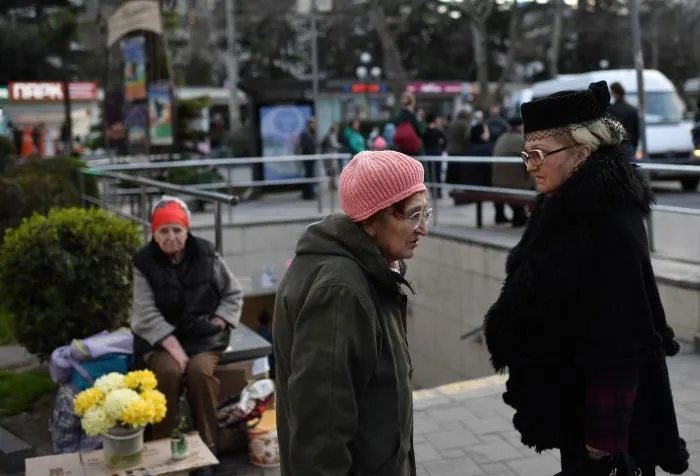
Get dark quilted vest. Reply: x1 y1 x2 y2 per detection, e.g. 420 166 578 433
132 235 230 358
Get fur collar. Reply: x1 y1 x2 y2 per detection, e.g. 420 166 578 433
538 144 652 219
507 145 654 273
486 145 655 373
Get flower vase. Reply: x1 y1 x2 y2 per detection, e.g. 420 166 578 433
170 434 189 460
102 427 145 469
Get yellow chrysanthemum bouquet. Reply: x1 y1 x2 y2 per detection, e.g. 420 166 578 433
73 370 167 436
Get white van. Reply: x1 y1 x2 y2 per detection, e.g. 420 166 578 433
528 69 697 190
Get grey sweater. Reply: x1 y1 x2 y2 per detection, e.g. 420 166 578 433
130 255 244 346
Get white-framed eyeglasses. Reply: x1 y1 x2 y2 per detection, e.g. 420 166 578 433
394 208 433 230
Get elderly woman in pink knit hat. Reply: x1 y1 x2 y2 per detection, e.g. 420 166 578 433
273 150 430 476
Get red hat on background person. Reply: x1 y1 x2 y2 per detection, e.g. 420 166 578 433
150 196 191 234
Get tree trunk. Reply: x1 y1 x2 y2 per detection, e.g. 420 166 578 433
495 1 520 101
63 77 73 155
548 0 564 77
369 0 409 106
650 8 660 70
470 20 491 108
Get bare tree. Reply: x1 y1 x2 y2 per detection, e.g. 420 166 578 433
495 0 521 100
457 0 494 107
548 0 564 76
369 0 409 98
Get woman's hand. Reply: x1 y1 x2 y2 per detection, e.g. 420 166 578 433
214 316 228 330
586 444 611 460
160 335 189 373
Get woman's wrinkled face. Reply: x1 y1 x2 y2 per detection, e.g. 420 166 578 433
523 134 587 195
364 191 430 261
154 224 188 255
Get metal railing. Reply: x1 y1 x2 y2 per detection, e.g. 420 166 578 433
79 168 239 253
81 152 700 253
413 155 700 252
85 153 347 220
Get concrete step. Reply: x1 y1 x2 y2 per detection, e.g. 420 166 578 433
0 346 38 372
0 427 33 475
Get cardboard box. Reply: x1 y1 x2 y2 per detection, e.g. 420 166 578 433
25 433 217 476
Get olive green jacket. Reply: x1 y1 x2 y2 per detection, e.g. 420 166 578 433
273 214 416 476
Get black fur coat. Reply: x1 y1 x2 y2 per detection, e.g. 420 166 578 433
483 145 688 473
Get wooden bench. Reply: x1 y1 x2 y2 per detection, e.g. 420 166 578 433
450 190 536 228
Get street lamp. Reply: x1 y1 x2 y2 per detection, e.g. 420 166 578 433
355 52 382 119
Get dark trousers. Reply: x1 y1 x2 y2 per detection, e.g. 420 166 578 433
148 351 221 449
560 447 655 476
302 159 316 200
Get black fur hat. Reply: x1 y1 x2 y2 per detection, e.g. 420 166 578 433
521 81 611 136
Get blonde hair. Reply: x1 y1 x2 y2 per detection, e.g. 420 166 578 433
569 119 626 152
401 91 416 108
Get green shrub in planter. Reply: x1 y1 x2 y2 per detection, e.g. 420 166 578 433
0 173 79 242
0 157 99 242
17 156 99 201
0 208 142 361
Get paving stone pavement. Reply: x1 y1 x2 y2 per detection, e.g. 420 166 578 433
409 350 700 476
218 349 700 476
2 346 697 474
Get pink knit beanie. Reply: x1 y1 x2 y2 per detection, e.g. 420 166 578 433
339 150 427 222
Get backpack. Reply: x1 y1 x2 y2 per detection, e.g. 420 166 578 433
393 121 422 154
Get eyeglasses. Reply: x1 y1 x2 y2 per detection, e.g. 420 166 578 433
521 146 572 167
394 208 433 230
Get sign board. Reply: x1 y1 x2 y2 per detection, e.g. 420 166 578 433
0 86 8 100
8 82 98 102
405 82 476 95
25 433 217 476
148 82 174 146
296 0 333 14
107 0 163 47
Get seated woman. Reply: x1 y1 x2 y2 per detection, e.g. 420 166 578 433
130 196 243 454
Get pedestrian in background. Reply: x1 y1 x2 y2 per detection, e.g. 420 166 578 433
608 82 640 159
274 150 430 476
484 81 688 476
492 116 531 227
423 112 446 198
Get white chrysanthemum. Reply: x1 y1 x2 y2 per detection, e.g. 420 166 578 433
81 407 114 436
94 373 126 394
103 388 141 421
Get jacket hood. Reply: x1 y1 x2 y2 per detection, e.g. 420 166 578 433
295 214 410 294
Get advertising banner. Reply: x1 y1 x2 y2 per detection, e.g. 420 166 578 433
124 103 148 147
121 36 147 101
107 0 163 47
258 103 313 180
148 82 173 146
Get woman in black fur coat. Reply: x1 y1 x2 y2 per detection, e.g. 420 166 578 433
483 81 689 476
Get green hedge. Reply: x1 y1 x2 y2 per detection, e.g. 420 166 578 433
0 136 14 173
0 157 98 242
0 208 142 361
17 156 99 199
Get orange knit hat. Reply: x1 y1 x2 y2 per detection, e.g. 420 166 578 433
151 199 190 233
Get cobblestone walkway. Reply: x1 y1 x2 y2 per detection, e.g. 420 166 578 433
222 350 700 476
